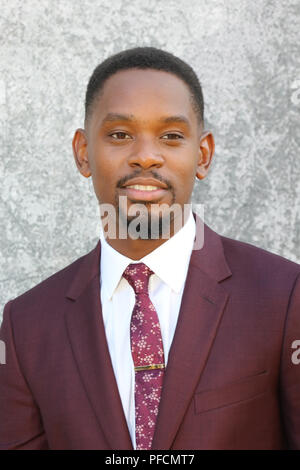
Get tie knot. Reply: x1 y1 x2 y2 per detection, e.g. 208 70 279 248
123 262 154 295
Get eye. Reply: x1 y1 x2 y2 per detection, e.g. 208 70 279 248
109 132 131 140
161 133 183 140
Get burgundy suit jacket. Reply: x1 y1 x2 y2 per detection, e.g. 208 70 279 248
1 215 300 450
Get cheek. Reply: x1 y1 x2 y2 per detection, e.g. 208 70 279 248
173 165 197 202
175 162 197 187
173 146 199 176
91 148 119 179
90 161 117 202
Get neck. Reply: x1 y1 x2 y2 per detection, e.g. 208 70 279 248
104 237 169 260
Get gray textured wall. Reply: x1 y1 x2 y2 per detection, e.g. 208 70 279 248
1 0 300 320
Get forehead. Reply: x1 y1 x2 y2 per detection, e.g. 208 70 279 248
91 68 198 126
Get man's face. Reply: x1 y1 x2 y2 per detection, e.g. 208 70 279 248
73 68 214 232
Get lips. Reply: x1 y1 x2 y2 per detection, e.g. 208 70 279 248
121 178 168 190
126 184 161 191
120 178 169 202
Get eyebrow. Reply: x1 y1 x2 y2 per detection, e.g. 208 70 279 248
101 112 191 129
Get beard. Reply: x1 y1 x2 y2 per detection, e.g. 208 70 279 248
116 193 187 241
119 209 166 239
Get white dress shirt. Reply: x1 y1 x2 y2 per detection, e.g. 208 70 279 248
99 209 196 449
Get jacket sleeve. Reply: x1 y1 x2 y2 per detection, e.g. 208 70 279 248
0 300 49 450
280 272 300 449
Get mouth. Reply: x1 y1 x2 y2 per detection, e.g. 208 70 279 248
120 178 169 202
120 185 167 202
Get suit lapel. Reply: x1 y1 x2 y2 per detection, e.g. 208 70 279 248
152 217 232 449
64 242 133 450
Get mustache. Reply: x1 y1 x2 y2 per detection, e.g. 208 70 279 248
117 170 173 190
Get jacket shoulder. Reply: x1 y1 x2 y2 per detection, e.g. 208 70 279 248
221 234 300 279
7 241 100 312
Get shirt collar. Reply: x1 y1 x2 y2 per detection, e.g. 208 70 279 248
100 208 196 299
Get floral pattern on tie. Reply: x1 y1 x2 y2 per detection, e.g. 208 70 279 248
123 263 165 450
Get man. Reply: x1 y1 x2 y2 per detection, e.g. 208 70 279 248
0 47 300 450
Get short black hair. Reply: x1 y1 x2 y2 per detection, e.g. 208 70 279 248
84 46 204 127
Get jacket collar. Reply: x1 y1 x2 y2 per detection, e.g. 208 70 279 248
66 212 232 301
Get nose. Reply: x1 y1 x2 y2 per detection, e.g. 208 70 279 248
127 138 164 169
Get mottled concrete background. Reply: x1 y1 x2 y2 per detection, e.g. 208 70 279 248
1 0 300 319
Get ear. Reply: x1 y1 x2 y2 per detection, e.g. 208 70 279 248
196 131 215 180
72 128 91 178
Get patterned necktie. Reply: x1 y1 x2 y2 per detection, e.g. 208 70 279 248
123 262 165 450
